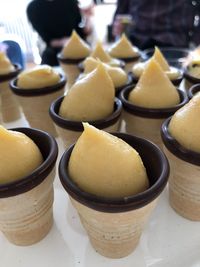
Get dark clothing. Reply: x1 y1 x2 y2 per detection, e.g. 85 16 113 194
114 0 200 50
27 0 84 65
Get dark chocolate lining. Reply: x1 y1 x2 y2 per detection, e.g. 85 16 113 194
57 53 87 64
59 132 169 213
119 85 188 118
10 73 66 96
0 128 58 198
188 83 200 99
49 97 122 131
161 117 200 166
0 64 22 82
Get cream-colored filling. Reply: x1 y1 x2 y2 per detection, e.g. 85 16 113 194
90 41 121 67
59 62 115 121
17 65 60 89
61 30 91 59
132 61 181 80
109 33 139 58
83 57 128 88
153 47 170 71
69 123 149 198
129 58 180 108
0 51 15 75
0 126 43 184
168 92 200 153
187 59 200 78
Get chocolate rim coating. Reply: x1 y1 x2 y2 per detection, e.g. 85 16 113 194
113 53 141 63
129 68 183 86
0 127 58 198
188 83 200 99
57 53 87 64
49 97 122 132
78 58 126 71
161 117 200 166
119 85 188 119
184 66 200 84
9 73 66 96
0 64 22 82
59 132 169 213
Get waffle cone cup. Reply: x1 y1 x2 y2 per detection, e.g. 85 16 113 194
162 117 200 221
50 97 122 148
71 197 157 258
164 146 200 221
0 170 54 245
60 63 80 88
0 127 58 245
0 80 21 123
16 91 61 136
59 132 169 258
119 86 188 148
10 75 66 137
122 110 164 147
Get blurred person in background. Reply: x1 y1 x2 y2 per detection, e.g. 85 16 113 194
27 0 93 66
112 0 200 50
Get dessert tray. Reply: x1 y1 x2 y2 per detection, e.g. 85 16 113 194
1 114 200 267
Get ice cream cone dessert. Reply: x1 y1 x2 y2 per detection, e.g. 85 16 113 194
50 63 122 148
108 34 140 72
120 58 187 147
80 57 131 93
0 52 22 123
59 123 169 258
0 126 58 245
10 65 66 137
132 47 183 85
89 41 125 68
58 30 91 87
161 93 200 220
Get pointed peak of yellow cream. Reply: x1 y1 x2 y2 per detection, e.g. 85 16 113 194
91 41 112 62
152 47 170 71
109 33 138 58
68 123 149 198
128 58 180 108
71 30 80 41
168 92 200 152
59 61 115 121
62 30 91 59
